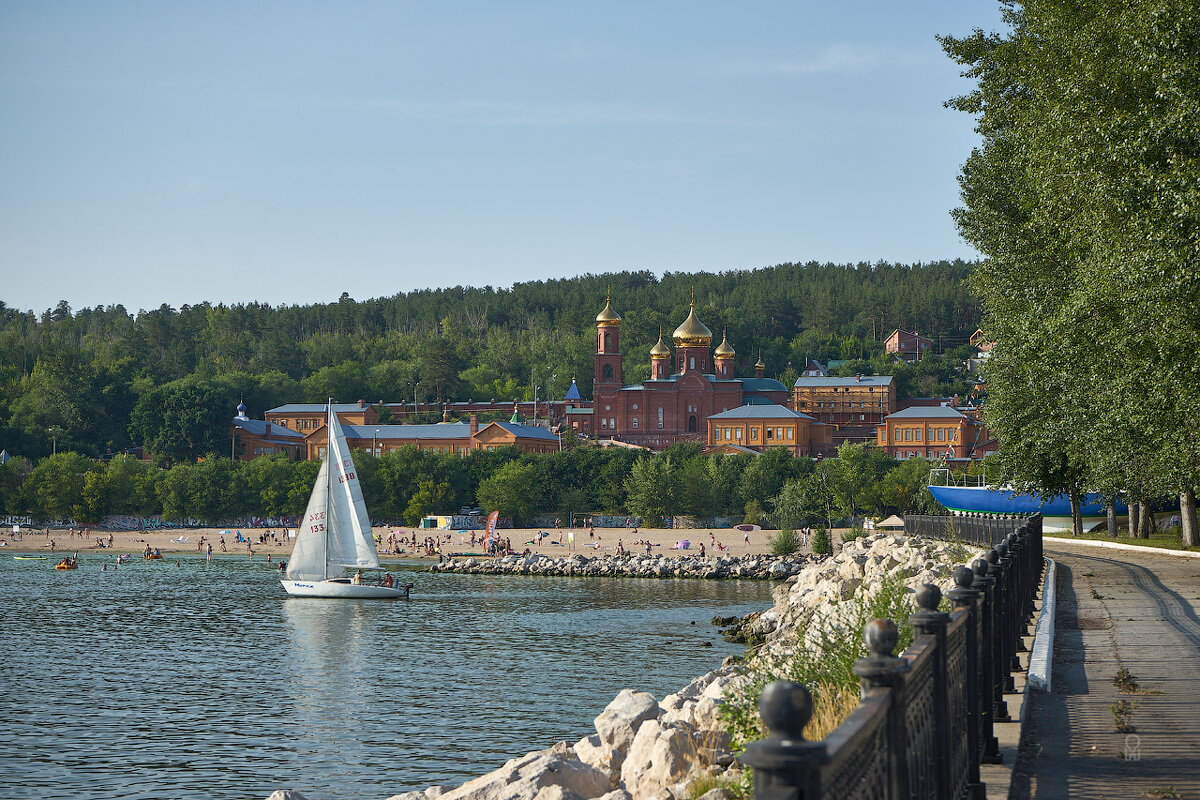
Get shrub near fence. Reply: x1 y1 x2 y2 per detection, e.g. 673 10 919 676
744 514 1043 800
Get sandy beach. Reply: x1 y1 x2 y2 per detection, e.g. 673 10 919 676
3 523 820 561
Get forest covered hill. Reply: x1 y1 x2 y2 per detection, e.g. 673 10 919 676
0 259 980 460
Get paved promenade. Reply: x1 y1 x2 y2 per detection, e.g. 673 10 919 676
1010 543 1200 799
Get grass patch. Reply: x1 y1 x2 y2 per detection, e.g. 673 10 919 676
720 573 917 759
1048 526 1200 552
1110 699 1137 733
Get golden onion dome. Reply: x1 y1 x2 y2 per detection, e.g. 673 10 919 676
714 329 735 358
595 297 622 325
756 353 766 368
672 303 712 345
650 332 670 357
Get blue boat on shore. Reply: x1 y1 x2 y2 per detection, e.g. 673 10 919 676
926 470 1169 533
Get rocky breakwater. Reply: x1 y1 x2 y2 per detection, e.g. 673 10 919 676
265 534 981 800
429 552 809 580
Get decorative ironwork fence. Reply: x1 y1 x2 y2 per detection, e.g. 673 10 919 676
745 514 1043 800
903 513 1036 549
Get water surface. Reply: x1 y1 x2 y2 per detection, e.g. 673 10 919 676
0 553 773 800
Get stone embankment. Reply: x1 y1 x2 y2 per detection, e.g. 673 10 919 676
429 552 810 580
266 533 979 800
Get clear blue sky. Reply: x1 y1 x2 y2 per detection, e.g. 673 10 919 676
1 1 1006 316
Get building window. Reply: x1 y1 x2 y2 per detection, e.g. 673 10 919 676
603 364 613 380
658 408 664 428
689 356 696 370
894 429 900 442
715 428 721 440
735 428 742 440
609 418 615 429
632 417 638 429
688 415 697 432
632 404 638 410
605 405 611 411
766 427 773 440
601 418 607 430
904 429 911 442
938 428 945 441
915 429 922 441
787 428 794 440
750 428 758 441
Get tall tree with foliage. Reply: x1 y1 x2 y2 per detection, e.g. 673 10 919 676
942 1 1200 542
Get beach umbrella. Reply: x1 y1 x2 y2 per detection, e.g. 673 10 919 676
879 515 905 528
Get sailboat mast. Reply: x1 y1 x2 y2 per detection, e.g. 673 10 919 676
323 399 333 581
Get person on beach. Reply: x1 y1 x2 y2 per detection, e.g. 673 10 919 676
744 529 749 544
699 543 706 557
207 543 212 560
219 536 227 552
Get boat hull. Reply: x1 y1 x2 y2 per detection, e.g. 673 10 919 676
927 485 1171 534
280 579 409 599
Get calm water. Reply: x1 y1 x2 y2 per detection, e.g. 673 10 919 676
0 552 773 800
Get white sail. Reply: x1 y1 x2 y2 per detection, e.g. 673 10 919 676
284 402 380 582
324 408 381 571
286 458 331 581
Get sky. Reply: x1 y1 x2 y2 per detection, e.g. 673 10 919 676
0 1 1008 316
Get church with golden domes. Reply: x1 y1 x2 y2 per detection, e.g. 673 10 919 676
591 297 795 450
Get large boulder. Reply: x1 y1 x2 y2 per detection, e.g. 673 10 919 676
432 744 610 800
594 689 661 752
620 720 706 800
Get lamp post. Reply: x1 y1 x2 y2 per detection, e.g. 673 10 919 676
374 428 380 457
550 373 557 423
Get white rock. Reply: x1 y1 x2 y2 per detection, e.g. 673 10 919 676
574 733 623 788
436 749 609 800
594 689 661 752
620 720 704 800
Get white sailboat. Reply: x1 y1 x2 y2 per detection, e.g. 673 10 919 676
281 401 410 599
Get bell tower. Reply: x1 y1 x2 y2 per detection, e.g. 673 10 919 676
594 295 623 387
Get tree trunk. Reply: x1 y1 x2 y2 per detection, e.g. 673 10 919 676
1182 489 1198 548
1139 502 1154 539
1069 489 1083 537
1131 500 1142 539
1106 497 1118 538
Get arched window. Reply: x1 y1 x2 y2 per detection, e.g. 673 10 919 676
604 332 611 351
657 407 664 428
688 415 697 432
689 356 695 370
603 364 613 380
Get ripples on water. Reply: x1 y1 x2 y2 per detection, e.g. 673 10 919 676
0 553 773 800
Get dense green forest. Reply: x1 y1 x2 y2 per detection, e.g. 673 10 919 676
0 260 980 462
0 442 946 528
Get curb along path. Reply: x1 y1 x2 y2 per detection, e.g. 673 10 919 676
1010 543 1200 798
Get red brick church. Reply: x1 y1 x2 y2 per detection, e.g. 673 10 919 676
591 297 790 449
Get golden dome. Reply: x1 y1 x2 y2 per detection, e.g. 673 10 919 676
714 329 735 358
672 303 712 345
596 297 621 326
755 353 765 368
650 331 670 357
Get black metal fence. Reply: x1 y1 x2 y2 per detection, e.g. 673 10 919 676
745 514 1043 800
903 513 1036 549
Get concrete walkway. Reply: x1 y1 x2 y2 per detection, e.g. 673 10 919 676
1010 543 1200 799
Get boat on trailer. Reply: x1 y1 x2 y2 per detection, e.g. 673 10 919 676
281 401 411 599
927 469 1170 533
